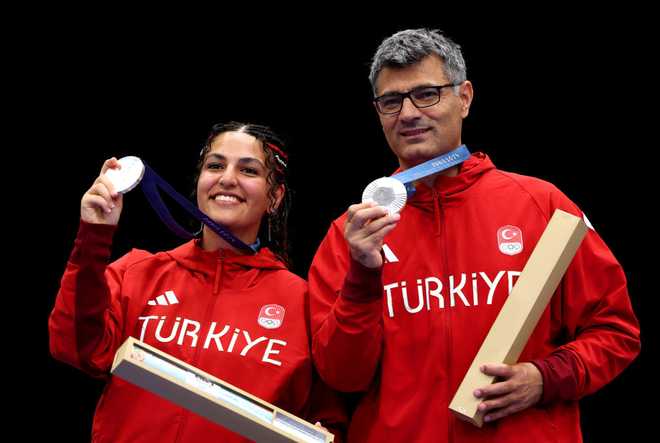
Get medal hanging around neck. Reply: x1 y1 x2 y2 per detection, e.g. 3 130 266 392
104 156 258 253
362 145 471 214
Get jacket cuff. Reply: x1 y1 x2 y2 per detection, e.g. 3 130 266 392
531 348 581 404
340 257 383 302
69 220 117 264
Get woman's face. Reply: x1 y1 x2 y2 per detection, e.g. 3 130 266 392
197 131 280 243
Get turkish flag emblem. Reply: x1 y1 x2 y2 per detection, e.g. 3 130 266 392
497 225 523 256
258 304 286 329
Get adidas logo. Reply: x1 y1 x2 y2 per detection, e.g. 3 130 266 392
147 290 180 306
382 244 399 263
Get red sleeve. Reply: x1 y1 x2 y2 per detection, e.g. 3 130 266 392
309 218 384 392
531 349 581 404
48 220 147 378
529 190 641 402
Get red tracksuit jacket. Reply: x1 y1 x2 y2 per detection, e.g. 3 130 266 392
50 221 345 442
309 152 640 442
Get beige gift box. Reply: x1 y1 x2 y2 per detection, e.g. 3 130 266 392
449 209 588 427
111 337 334 442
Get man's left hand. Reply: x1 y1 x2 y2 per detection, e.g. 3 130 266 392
473 362 543 423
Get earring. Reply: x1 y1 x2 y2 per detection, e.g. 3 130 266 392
267 215 272 243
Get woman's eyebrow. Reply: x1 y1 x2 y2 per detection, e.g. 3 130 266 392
206 153 265 167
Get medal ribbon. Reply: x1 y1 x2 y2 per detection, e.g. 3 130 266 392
139 164 258 253
391 145 471 195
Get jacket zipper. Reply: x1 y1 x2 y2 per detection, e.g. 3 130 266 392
173 251 224 443
434 189 454 443
213 250 224 295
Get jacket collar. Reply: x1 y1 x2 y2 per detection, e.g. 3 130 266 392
165 239 287 275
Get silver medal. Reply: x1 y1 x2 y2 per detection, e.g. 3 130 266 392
362 176 408 214
104 156 145 194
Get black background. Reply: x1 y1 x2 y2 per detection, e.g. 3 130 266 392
29 11 651 442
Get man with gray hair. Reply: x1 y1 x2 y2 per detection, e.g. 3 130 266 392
308 28 640 442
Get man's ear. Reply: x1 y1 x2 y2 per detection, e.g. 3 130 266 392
459 80 474 118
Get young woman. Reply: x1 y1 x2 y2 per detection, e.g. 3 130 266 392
49 122 345 442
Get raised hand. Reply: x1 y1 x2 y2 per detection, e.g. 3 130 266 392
344 201 400 268
80 157 124 225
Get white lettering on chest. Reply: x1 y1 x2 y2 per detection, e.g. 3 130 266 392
136 317 288 367
384 270 521 318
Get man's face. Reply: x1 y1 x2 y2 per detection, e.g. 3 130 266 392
374 54 473 169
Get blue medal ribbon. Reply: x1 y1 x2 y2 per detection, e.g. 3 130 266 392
139 164 258 253
392 144 471 195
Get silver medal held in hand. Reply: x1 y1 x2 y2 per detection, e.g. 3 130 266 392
104 156 146 194
361 176 408 214
361 145 471 214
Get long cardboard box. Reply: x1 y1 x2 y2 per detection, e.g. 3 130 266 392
449 209 588 426
111 337 334 442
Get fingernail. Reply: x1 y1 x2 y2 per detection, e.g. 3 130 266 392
474 389 482 398
484 415 491 422
392 213 400 220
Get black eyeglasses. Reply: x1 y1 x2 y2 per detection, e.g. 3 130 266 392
373 83 459 115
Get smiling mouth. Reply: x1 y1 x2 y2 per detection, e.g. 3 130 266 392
211 194 245 203
400 128 431 137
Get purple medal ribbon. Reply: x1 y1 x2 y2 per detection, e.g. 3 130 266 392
139 164 258 253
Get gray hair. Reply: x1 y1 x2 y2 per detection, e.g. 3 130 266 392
369 28 467 95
